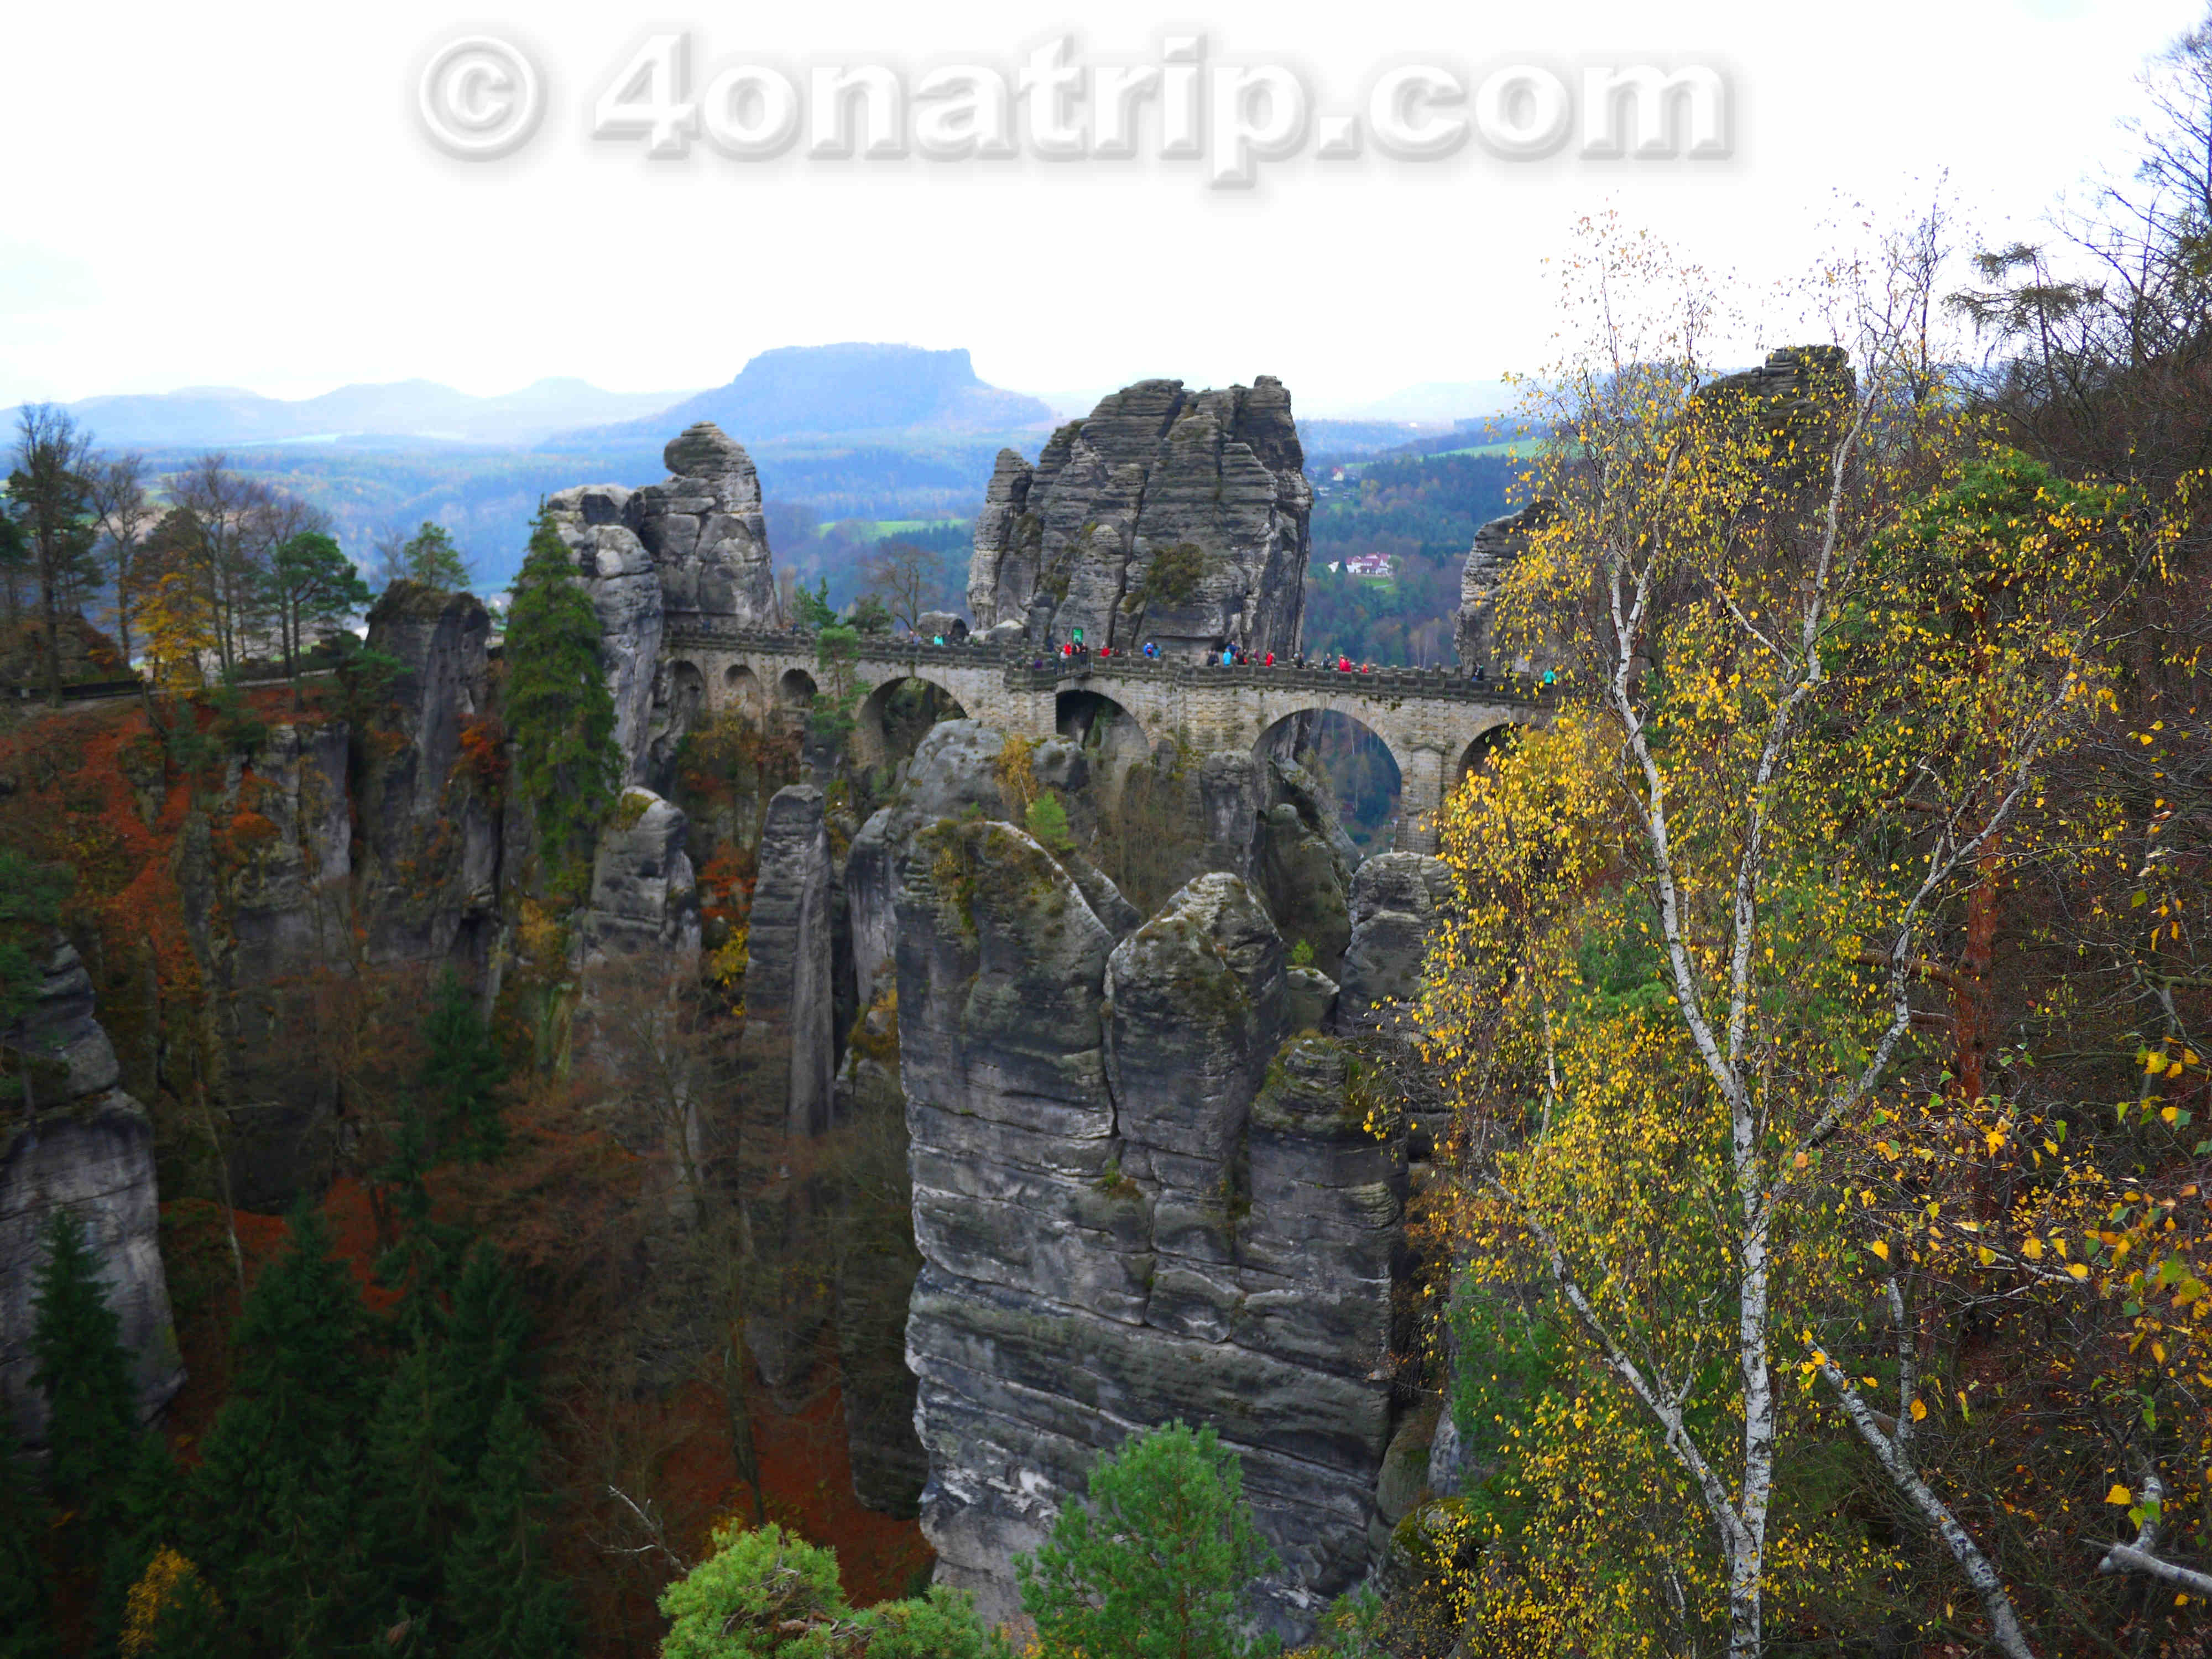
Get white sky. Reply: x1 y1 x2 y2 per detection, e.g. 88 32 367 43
2 0 2203 415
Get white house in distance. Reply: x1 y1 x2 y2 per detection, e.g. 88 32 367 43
1344 553 1393 578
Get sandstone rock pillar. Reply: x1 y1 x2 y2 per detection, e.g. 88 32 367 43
740 785 836 1136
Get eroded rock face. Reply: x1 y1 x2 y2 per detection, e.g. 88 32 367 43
1 942 182 1443
1105 874 1287 1196
581 789 701 971
1455 503 1552 677
847 722 1026 1016
1337 853 1455 1028
968 379 1312 660
358 583 502 964
191 723 360 1206
901 848 1405 1640
1258 755 1360 978
634 423 782 629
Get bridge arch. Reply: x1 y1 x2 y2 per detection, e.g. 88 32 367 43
777 667 818 709
1454 721 1517 789
1255 708 1406 855
722 662 764 717
855 674 970 770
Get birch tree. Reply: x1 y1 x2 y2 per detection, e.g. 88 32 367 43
1419 218 2139 1656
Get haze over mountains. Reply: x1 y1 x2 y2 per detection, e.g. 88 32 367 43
9 345 1060 453
7 343 1506 592
26 377 697 449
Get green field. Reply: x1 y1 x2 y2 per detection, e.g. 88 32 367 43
812 517 966 539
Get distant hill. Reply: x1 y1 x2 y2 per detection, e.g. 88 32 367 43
1331 380 1520 422
13 378 697 448
553 344 1054 446
1301 419 1451 457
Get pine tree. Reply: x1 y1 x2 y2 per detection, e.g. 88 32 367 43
398 521 470 592
444 1391 574 1659
422 967 507 1161
1015 1421 1279 1659
30 1208 139 1537
189 1203 377 1657
0 1423 55 1659
502 507 617 900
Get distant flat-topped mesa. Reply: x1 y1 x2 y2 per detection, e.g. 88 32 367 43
968 378 1312 661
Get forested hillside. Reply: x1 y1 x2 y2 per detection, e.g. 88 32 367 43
1304 450 1522 663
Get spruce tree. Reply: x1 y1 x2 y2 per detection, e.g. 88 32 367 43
436 1243 532 1478
422 967 507 1161
502 507 618 899
0 1424 55 1659
444 1390 574 1659
363 1328 456 1618
29 1208 138 1537
373 1097 462 1333
189 1203 377 1657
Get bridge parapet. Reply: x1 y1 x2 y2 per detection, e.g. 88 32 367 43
660 622 1553 707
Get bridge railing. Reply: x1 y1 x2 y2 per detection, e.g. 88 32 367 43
658 619 1551 706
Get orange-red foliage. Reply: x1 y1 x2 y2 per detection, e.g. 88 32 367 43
453 713 509 791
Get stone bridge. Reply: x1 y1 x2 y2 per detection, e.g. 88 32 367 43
659 624 1549 852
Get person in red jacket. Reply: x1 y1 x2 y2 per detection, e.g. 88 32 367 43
1337 654 1351 672
1263 651 1274 666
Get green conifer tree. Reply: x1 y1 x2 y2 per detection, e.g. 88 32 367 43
1015 1421 1280 1659
436 1244 533 1478
422 967 507 1161
189 1203 377 1657
363 1328 457 1618
373 1096 465 1334
502 507 618 900
0 1424 56 1659
133 1558 229 1659
398 521 471 592
29 1209 138 1537
92 1430 189 1657
444 1391 574 1659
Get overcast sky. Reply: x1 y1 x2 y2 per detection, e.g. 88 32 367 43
2 0 2203 415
